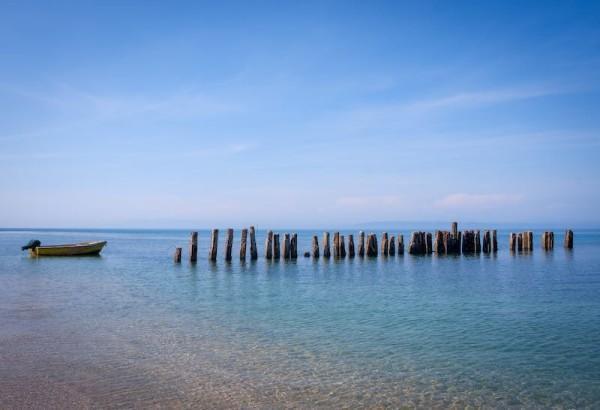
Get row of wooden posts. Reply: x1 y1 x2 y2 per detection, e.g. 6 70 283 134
173 224 574 263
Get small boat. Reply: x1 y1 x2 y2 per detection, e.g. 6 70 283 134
22 240 107 257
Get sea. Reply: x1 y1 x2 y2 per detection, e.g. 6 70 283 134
1 228 599 408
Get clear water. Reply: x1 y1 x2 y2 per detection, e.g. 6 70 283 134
1 228 599 408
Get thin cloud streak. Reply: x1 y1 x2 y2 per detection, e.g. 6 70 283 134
311 84 576 134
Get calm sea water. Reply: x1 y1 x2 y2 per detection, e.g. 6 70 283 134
1 228 599 408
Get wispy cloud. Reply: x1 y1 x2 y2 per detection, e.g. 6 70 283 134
311 83 574 135
404 85 566 114
434 193 524 209
2 83 242 121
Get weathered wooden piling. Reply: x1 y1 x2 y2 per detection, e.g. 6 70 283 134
443 222 461 254
426 232 433 254
340 235 346 258
461 230 475 253
408 232 427 255
482 230 490 253
542 231 554 251
265 230 273 260
528 231 534 251
381 232 389 256
273 234 280 259
249 226 258 260
517 233 523 252
521 231 532 251
323 232 331 258
366 233 378 257
442 231 450 253
358 231 365 257
333 232 341 258
564 229 574 249
509 233 517 252
492 230 498 252
174 247 182 263
240 228 248 260
283 233 291 259
433 231 444 253
474 230 481 253
522 232 529 251
348 234 355 258
312 235 320 258
398 234 404 255
224 228 234 261
541 232 548 250
209 229 219 261
388 235 396 256
189 231 198 263
291 233 298 259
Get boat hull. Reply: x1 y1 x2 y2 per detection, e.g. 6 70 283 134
30 241 107 257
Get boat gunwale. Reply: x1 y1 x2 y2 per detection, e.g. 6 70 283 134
35 241 107 250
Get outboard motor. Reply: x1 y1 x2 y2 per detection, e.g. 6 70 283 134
22 239 41 251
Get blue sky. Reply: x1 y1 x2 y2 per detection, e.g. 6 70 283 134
1 1 599 228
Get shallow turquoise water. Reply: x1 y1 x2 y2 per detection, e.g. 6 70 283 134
1 228 599 408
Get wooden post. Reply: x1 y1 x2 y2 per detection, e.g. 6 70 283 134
474 230 481 253
249 226 258 260
482 230 490 253
333 232 340 258
408 232 424 255
240 228 248 260
224 228 233 261
388 235 396 256
273 233 280 259
442 231 450 254
174 247 182 263
265 230 273 260
509 233 516 252
283 233 291 259
522 231 531 252
291 233 298 259
340 235 346 258
323 232 331 258
366 233 378 257
312 235 320 258
208 229 219 261
426 232 433 254
517 233 523 252
564 229 574 249
433 231 444 253
381 232 389 256
398 234 404 255
348 234 355 258
541 232 547 250
189 231 198 263
461 231 474 253
542 231 555 251
358 231 365 257
492 230 498 252
445 222 461 254
529 231 534 251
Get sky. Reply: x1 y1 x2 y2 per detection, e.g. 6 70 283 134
1 1 599 228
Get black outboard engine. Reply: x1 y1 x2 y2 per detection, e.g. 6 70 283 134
22 239 41 251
